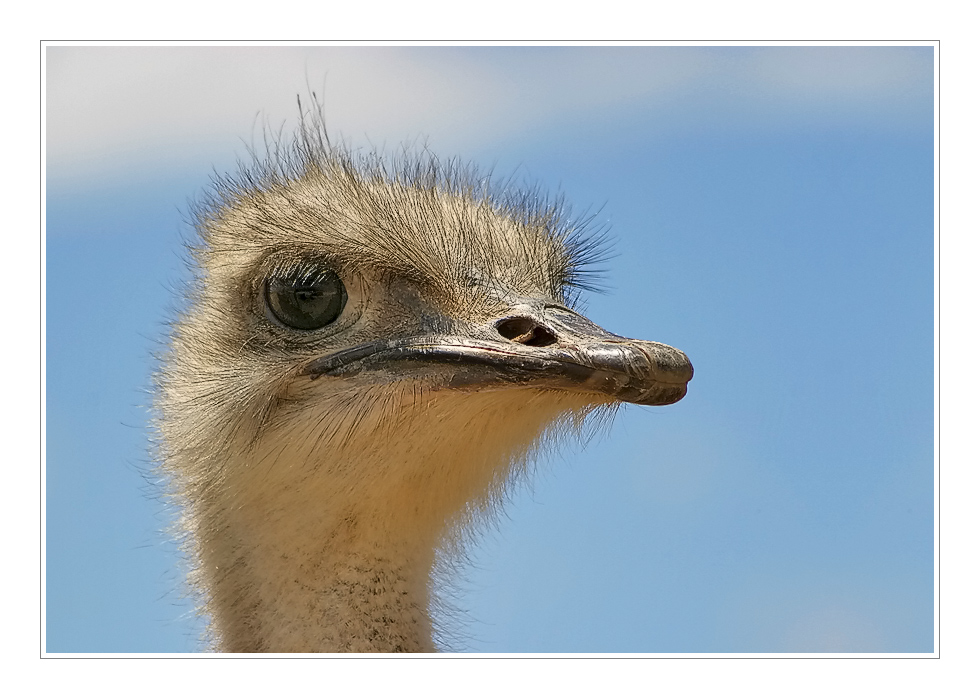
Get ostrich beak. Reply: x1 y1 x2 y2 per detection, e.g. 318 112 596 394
304 304 693 407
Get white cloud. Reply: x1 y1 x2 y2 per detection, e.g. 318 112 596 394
45 45 933 183
740 46 932 98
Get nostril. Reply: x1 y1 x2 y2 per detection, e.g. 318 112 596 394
495 317 558 347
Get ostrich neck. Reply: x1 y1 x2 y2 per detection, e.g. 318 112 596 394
202 419 451 653
208 497 439 653
191 388 588 653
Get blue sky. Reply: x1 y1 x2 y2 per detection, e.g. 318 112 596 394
44 45 935 653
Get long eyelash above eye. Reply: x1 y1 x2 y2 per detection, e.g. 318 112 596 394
266 257 339 286
296 267 337 285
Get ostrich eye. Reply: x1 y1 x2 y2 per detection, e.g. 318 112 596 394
266 268 347 330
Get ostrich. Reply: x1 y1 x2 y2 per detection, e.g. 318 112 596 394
155 113 693 653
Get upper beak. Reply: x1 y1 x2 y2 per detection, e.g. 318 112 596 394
304 304 693 407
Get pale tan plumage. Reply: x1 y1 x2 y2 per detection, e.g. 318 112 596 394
156 111 692 652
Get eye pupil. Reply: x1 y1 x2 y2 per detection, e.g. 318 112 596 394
266 269 347 330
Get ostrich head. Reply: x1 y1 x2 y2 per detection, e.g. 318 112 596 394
155 114 693 652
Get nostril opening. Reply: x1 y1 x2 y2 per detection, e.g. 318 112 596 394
495 317 558 347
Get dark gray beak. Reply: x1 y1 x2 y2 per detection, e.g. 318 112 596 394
304 304 694 405
305 304 693 407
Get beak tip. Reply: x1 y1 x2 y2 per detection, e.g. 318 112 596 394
638 343 693 382
619 342 692 406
